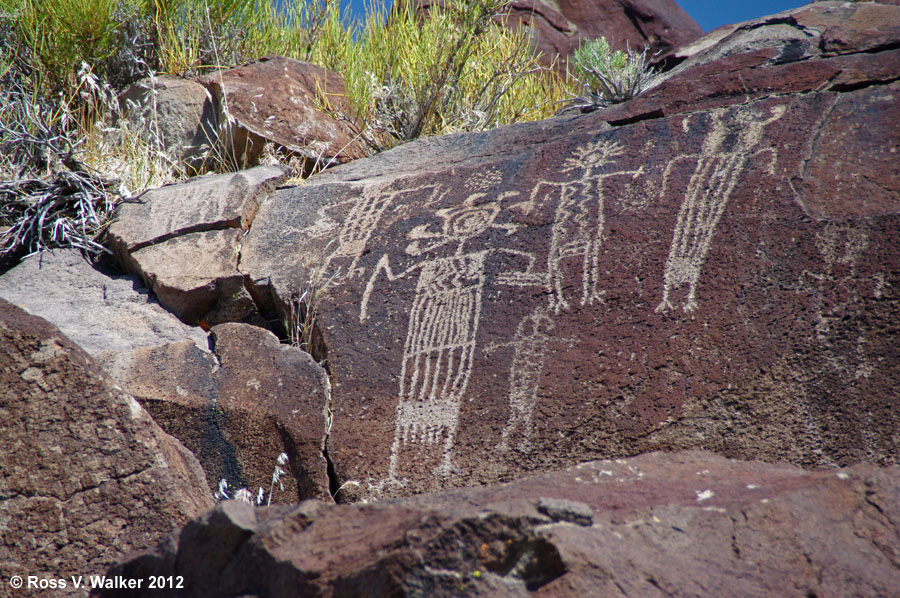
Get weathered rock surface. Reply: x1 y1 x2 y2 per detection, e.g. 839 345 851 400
0 299 213 594
418 0 703 67
199 56 367 172
102 323 332 503
236 1 900 499
100 1 900 502
108 165 288 326
0 250 208 358
117 76 216 173
99 451 900 598
0 249 330 504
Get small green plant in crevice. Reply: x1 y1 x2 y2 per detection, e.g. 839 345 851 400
568 36 658 110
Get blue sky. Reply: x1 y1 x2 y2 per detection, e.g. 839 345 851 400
678 0 808 31
335 0 810 32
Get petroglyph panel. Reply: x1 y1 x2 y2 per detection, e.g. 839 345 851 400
486 139 648 452
238 25 900 504
797 223 885 381
656 104 787 313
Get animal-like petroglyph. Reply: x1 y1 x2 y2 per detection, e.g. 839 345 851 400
656 104 787 313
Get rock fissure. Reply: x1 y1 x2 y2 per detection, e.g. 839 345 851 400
862 489 894 527
728 513 742 560
116 221 240 255
790 94 842 217
829 73 900 92
855 40 900 56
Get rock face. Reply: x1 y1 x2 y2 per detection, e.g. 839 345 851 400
0 299 213 593
417 0 703 67
103 2 900 502
0 250 330 505
199 56 367 172
102 323 332 503
107 165 288 327
99 451 900 598
117 76 216 174
235 0 900 499
0 250 208 358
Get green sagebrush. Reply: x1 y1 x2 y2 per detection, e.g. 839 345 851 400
569 35 658 109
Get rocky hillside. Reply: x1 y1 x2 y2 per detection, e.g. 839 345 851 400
1 1 898 596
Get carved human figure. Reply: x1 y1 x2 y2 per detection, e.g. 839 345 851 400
362 191 515 485
484 307 558 453
483 138 648 451
656 104 786 313
516 139 643 313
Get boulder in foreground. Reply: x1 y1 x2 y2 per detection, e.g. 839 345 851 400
0 299 213 594
100 451 900 597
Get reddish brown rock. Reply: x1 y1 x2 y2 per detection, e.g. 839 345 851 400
101 323 332 504
199 56 367 172
108 165 287 326
99 451 900 598
0 299 212 594
417 0 703 67
239 1 900 500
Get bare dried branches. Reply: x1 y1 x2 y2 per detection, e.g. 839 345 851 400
0 73 121 261
0 169 118 258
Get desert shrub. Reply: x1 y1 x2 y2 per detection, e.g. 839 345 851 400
151 0 339 75
0 0 148 95
0 56 179 261
0 62 122 260
569 35 658 109
317 0 569 150
1 0 567 151
0 0 571 211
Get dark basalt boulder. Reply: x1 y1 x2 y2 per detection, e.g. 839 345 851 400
99 451 900 598
0 299 213 594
